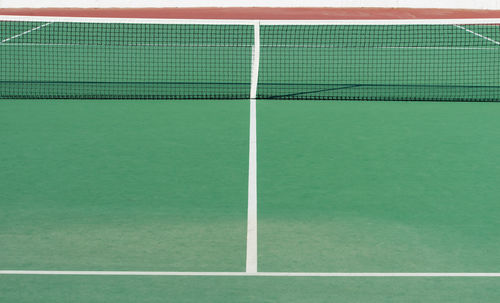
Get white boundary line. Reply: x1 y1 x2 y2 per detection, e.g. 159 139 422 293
2 15 500 25
1 271 499 277
0 42 255 47
246 21 260 274
454 25 500 45
0 22 51 43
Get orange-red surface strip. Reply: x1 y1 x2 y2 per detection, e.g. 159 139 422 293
1 7 500 20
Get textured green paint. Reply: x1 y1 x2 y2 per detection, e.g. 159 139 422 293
1 275 499 302
258 101 500 272
0 100 249 271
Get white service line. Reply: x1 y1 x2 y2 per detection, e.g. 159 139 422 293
0 22 52 44
1 271 499 277
454 25 500 45
0 43 497 50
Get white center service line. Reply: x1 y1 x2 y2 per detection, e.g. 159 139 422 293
0 22 52 44
0 271 499 277
246 22 260 274
454 24 500 45
246 98 258 274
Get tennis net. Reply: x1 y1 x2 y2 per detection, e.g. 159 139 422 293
1 16 500 101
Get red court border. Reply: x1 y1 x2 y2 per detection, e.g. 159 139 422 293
1 7 500 19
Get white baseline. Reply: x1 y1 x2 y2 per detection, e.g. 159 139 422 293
0 271 499 277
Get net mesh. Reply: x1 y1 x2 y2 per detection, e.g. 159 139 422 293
0 21 253 99
258 24 500 101
1 18 500 101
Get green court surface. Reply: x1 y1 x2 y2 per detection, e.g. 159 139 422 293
2 19 500 302
258 101 500 273
1 100 500 301
0 100 249 271
1 275 500 302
